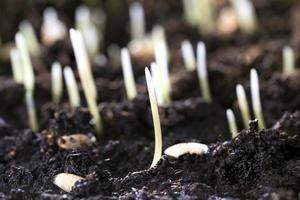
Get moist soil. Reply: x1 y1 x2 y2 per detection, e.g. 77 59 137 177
0 0 300 199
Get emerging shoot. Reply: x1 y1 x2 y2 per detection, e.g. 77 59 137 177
282 46 295 76
19 20 39 55
181 40 196 71
63 66 81 108
120 48 137 99
54 173 84 193
51 62 63 104
250 68 266 129
236 84 251 128
25 91 38 132
145 67 162 168
41 7 67 45
70 29 103 136
196 42 212 102
230 0 258 34
9 48 23 83
129 2 145 40
226 109 238 138
150 62 164 106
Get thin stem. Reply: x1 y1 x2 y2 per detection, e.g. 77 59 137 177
283 46 295 76
236 84 251 128
63 66 81 108
226 109 238 138
181 40 196 71
51 62 63 104
121 48 137 99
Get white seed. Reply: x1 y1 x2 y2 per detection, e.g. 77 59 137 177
57 134 93 149
54 173 84 193
164 142 209 158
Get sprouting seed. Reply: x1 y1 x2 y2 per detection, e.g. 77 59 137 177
145 67 162 168
230 0 258 34
282 46 295 76
41 7 67 45
250 68 266 129
226 108 238 138
181 40 196 72
196 42 212 102
70 29 103 136
129 2 145 40
9 48 23 83
121 48 137 100
54 173 84 193
51 62 63 104
236 84 251 128
25 91 38 132
63 66 81 108
19 20 39 55
150 62 164 106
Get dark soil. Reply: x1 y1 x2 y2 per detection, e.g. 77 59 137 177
0 0 300 199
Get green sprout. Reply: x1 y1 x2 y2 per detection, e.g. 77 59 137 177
19 20 39 55
236 84 251 128
226 108 238 138
70 28 103 136
63 66 81 108
129 2 145 41
51 62 63 104
120 48 137 100
9 48 23 83
230 0 258 34
181 40 196 72
145 67 162 168
196 42 212 102
250 68 266 129
282 46 295 76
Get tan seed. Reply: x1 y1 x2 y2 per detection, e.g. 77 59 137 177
53 173 84 193
164 142 209 158
57 134 93 149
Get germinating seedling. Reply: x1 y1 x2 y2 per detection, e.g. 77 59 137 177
63 66 81 108
121 48 137 99
9 48 23 83
236 84 251 128
150 62 164 106
181 40 196 71
226 108 238 138
282 46 295 76
196 42 212 102
145 67 162 168
129 2 145 40
19 20 39 55
250 68 266 129
51 62 63 104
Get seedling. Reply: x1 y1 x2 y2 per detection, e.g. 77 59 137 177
181 40 196 71
63 66 81 108
120 48 137 99
41 7 67 45
282 46 295 76
150 62 164 106
230 0 258 34
182 0 197 26
25 91 38 132
250 68 266 129
70 29 103 136
19 20 39 55
57 134 94 149
226 108 238 138
164 142 208 158
129 2 145 40
9 48 23 83
145 68 162 168
54 173 84 193
51 62 63 104
196 42 212 102
236 84 251 128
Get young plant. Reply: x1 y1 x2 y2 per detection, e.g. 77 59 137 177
120 48 137 99
226 108 238 138
25 91 38 132
230 0 258 34
236 84 251 128
70 29 103 136
145 67 162 168
282 46 295 76
41 7 67 45
181 40 196 71
150 62 164 106
250 68 266 129
19 20 39 55
196 42 212 102
182 0 197 26
63 66 81 108
129 2 145 40
51 62 63 104
9 48 23 83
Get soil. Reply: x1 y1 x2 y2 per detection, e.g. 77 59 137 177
0 0 300 199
